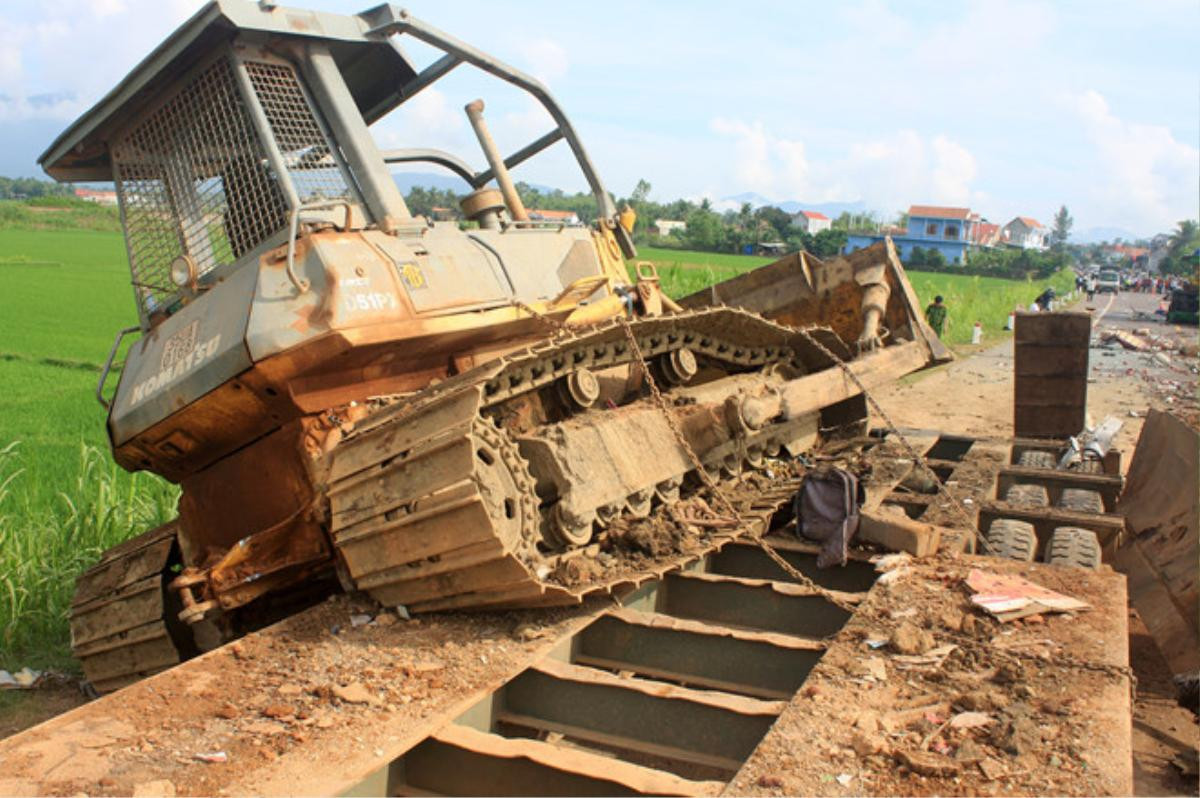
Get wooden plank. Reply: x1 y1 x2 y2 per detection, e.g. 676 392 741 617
980 501 1124 531
996 466 1123 511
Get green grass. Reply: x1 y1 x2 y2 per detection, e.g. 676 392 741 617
628 246 774 298
630 244 1077 346
0 219 176 672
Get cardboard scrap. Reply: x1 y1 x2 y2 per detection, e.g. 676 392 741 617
966 569 1089 622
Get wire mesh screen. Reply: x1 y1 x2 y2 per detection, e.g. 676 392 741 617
113 57 287 315
245 61 353 203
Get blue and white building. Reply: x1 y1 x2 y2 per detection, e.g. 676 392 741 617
844 205 978 265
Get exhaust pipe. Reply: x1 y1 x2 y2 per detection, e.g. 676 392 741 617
465 99 528 222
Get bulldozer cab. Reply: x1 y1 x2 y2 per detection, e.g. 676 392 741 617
41 1 632 330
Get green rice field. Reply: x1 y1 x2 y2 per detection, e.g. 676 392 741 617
0 209 1074 670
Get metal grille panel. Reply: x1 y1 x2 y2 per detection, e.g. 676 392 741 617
245 61 353 203
113 57 287 315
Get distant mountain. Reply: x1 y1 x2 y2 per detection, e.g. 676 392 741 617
1071 226 1141 244
719 192 869 217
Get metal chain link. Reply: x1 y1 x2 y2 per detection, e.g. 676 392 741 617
616 317 861 614
511 299 572 336
794 328 992 554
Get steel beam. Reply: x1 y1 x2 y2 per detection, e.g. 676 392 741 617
660 572 857 638
707 543 879 593
575 608 824 700
383 723 720 797
498 659 781 773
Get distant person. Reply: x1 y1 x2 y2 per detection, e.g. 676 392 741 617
925 295 948 337
1086 277 1096 302
1035 287 1056 312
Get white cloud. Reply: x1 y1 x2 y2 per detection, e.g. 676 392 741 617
709 117 978 211
86 0 128 17
0 1 199 122
520 38 568 86
710 117 811 201
1074 89 1199 230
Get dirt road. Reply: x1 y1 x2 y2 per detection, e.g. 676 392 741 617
875 289 1199 464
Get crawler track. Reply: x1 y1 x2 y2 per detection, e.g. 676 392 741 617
69 307 867 689
328 307 851 612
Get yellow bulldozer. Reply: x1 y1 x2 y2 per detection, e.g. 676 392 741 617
41 1 946 692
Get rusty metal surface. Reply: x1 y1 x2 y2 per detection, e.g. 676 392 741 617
1114 409 1200 673
678 239 949 363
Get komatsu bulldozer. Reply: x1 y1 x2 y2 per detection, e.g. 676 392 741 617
41 1 947 692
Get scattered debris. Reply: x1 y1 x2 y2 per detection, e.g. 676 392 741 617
978 757 1006 781
889 621 934 655
331 682 375 705
950 711 994 729
966 569 1089 622
349 614 372 628
0 667 43 689
131 780 176 797
192 751 228 764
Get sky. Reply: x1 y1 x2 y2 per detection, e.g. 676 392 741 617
2 0 1197 239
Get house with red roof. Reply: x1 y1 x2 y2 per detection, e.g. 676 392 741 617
1001 216 1047 250
791 209 831 235
74 187 118 205
528 208 580 224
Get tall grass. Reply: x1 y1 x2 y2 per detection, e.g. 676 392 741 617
0 441 177 670
907 270 1077 345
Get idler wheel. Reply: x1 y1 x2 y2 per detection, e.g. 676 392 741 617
626 488 654 518
659 348 698 385
549 504 595 547
559 368 600 409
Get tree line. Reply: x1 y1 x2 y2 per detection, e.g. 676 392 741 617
0 177 73 200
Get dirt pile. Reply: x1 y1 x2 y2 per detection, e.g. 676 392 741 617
728 555 1136 796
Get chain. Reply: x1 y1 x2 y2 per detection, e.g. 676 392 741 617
616 317 861 614
511 299 572 336
795 329 991 554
